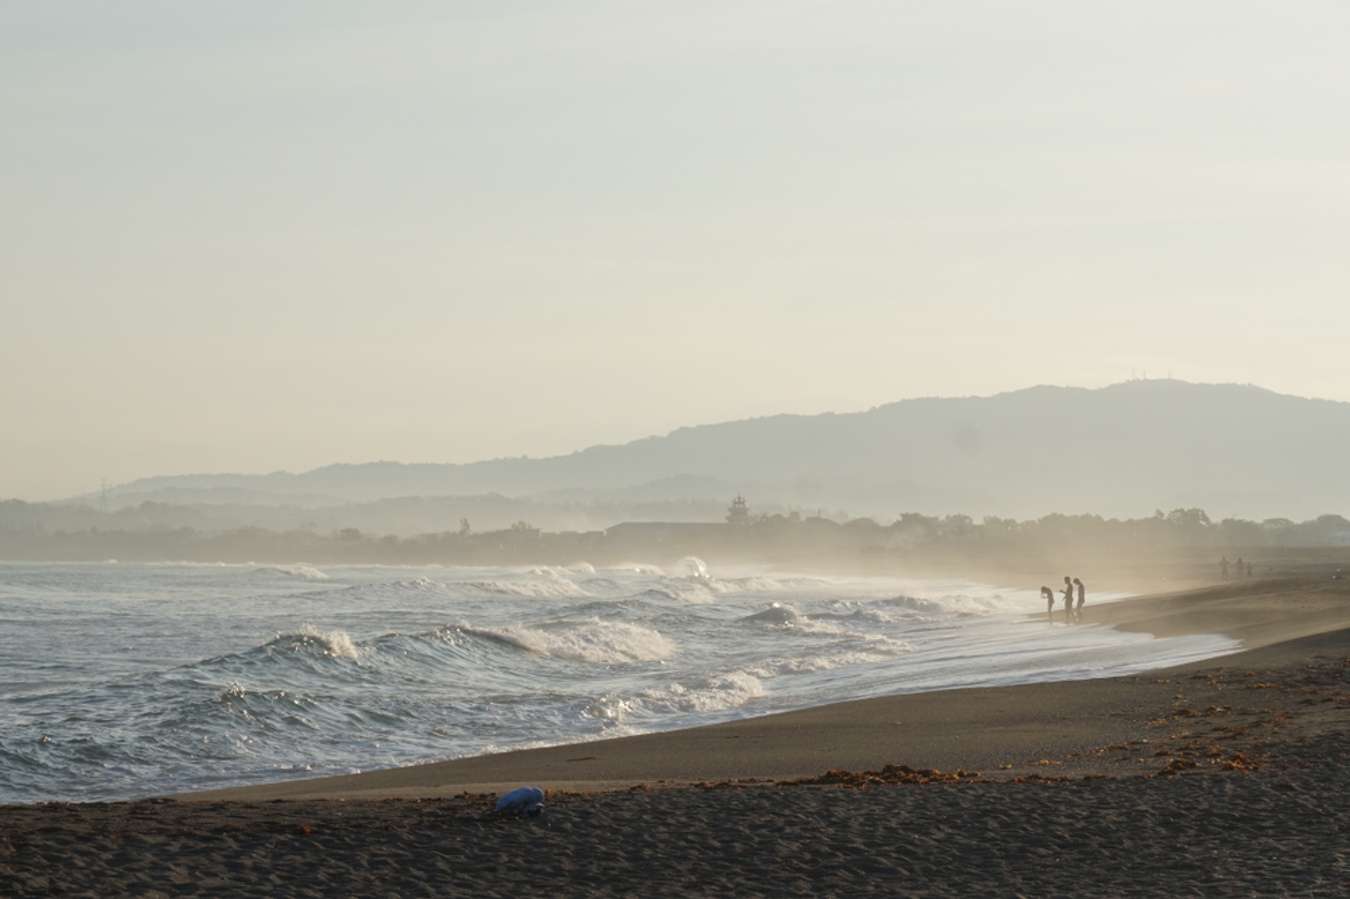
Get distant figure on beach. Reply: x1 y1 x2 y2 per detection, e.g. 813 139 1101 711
1235 556 1245 579
1041 586 1055 621
1073 577 1085 619
1062 576 1074 623
1246 561 1254 578
1220 556 1230 580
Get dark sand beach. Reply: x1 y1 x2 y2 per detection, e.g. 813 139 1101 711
4 577 1348 896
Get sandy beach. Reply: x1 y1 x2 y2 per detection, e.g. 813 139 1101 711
4 576 1348 896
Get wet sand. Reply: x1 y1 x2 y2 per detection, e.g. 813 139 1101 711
4 577 1348 896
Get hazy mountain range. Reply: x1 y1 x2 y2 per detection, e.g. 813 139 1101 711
54 380 1350 528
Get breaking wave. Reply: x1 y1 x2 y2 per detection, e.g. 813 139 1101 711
607 562 665 576
737 603 848 634
252 564 329 581
453 619 675 664
258 625 361 660
645 582 717 604
882 592 1018 616
5 560 1235 805
587 670 766 724
463 574 590 598
677 556 711 579
813 607 901 625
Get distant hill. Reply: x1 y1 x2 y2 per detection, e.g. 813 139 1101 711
67 381 1350 521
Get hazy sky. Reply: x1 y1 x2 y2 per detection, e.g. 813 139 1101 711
4 1 1349 500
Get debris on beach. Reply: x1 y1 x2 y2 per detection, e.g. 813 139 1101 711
1159 758 1197 775
493 786 545 818
1222 752 1257 771
779 764 980 788
1008 773 1072 784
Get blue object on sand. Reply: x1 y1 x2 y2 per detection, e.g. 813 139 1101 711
495 786 545 817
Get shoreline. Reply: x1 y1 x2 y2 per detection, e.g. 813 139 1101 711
176 575 1350 802
6 576 1348 897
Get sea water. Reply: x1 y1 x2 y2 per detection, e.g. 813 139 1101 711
0 560 1238 803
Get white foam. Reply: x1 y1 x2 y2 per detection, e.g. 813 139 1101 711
720 576 788 592
254 625 361 660
528 563 597 577
813 606 901 626
739 602 802 626
748 639 913 678
650 580 717 603
295 624 361 659
255 564 329 581
636 670 765 715
738 603 849 635
590 669 766 724
677 556 711 580
465 574 590 598
608 562 666 576
479 619 675 664
220 681 247 700
712 575 830 594
391 576 446 591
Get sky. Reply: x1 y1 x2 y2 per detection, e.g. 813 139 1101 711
4 1 1350 500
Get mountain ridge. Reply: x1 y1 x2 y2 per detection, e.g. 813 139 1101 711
63 380 1350 521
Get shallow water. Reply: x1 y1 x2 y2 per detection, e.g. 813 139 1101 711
0 560 1238 803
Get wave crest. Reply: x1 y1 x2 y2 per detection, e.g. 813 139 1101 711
607 562 665 575
748 639 913 677
738 603 853 635
591 670 764 723
464 574 590 598
455 619 675 664
263 625 361 660
253 564 328 581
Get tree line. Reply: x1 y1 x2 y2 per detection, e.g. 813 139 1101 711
1 504 1347 567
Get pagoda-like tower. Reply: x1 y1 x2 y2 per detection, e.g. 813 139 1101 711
726 494 750 525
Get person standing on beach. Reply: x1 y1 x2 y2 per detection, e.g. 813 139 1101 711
1073 577 1085 620
1041 586 1055 622
1062 576 1074 624
1220 556 1230 580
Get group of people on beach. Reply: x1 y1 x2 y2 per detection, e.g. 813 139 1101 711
1041 576 1085 624
1220 556 1254 580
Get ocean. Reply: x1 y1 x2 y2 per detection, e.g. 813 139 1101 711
0 560 1238 803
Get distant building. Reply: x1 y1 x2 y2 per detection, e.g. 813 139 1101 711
726 494 750 526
